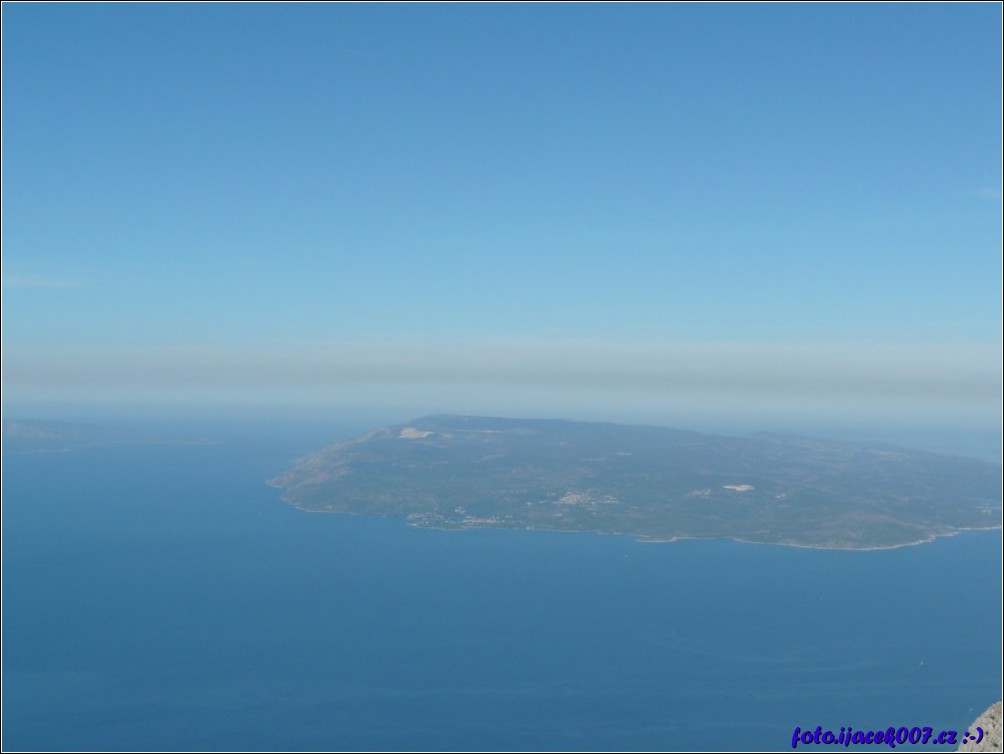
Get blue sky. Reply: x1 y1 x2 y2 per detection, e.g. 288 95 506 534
2 4 1000 435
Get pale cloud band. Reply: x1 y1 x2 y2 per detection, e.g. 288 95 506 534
1 274 85 290
3 338 999 428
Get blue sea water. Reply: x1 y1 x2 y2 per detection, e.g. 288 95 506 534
2 427 1001 752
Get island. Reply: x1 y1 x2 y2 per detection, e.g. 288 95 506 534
2 419 216 453
269 415 1002 550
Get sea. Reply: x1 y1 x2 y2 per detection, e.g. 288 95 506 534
2 419 1001 752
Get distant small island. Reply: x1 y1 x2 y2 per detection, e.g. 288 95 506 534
269 415 1002 550
2 419 216 453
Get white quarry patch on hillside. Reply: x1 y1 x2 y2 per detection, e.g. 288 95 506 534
557 492 592 506
556 491 620 506
399 427 434 439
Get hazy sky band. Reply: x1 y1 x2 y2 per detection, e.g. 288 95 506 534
4 340 998 406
